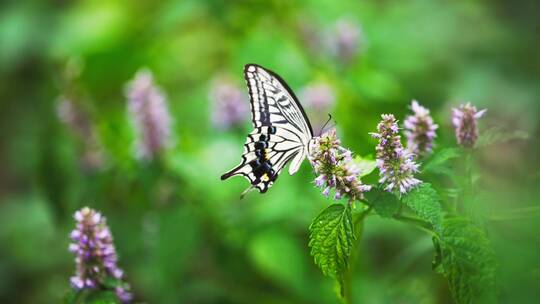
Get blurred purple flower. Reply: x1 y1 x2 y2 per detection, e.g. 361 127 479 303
209 77 249 130
299 82 336 131
403 100 438 156
328 19 364 63
300 82 335 110
309 129 372 202
452 102 486 148
371 114 421 193
126 69 172 160
57 97 105 170
69 207 132 303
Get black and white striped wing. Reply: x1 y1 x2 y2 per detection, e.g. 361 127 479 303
220 64 313 193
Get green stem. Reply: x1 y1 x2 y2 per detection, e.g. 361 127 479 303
460 149 474 212
393 214 430 228
392 214 438 239
341 205 372 304
342 267 353 304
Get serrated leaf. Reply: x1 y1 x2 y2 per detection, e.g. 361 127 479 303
309 204 354 281
438 217 498 304
371 190 400 218
353 155 377 177
422 148 460 175
402 183 442 229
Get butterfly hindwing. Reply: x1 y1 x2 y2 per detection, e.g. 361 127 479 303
220 64 313 193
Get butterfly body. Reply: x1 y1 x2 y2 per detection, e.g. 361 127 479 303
221 64 315 194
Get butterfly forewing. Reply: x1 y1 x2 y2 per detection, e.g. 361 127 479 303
220 64 313 193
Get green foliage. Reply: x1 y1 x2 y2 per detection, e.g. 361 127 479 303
371 190 400 218
422 148 460 175
0 0 537 303
402 183 443 229
64 290 119 304
353 155 377 177
437 217 498 304
309 204 354 289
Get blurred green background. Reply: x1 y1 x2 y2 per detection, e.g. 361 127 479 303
0 0 539 303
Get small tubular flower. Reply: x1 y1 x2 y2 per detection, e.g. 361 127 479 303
403 100 438 156
452 102 486 148
69 207 132 303
126 69 172 160
309 129 372 202
371 114 421 193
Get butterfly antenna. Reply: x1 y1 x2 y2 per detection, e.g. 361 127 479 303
318 114 333 136
240 185 256 199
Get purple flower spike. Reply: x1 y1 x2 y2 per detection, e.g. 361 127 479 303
452 102 486 148
126 69 172 160
403 100 438 156
371 114 421 194
69 207 132 303
309 129 372 202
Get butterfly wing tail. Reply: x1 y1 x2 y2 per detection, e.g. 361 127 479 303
220 164 244 180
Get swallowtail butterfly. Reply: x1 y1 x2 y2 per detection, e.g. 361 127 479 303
220 64 315 195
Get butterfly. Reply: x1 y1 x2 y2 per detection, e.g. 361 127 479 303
220 64 315 196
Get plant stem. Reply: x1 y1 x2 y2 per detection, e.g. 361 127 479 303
341 205 372 304
342 267 353 304
460 149 474 212
393 214 436 236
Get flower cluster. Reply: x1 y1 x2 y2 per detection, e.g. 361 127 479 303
452 102 486 148
69 207 132 303
57 97 105 170
403 100 438 156
126 69 172 160
209 77 249 130
371 114 421 193
309 129 372 201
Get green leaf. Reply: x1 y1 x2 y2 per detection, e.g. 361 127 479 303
85 290 120 304
64 290 120 304
422 148 460 175
402 183 442 229
309 204 354 281
63 289 87 304
371 190 400 218
353 155 377 177
438 217 498 304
